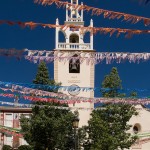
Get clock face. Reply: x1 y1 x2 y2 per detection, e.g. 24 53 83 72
68 84 80 96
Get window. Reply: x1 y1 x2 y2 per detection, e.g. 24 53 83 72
69 54 80 73
69 34 79 43
133 123 141 134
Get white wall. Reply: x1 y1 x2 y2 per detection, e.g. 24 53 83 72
128 105 150 150
54 52 94 127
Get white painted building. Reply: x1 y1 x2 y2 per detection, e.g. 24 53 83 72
54 0 95 127
128 105 150 150
54 0 150 149
0 0 150 149
0 107 31 149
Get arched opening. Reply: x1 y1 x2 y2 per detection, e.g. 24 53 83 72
69 34 79 43
72 9 76 18
83 32 90 43
72 0 77 4
133 123 141 134
69 54 80 73
59 31 66 43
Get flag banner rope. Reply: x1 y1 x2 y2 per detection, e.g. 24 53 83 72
0 125 22 138
1 80 150 96
34 0 150 26
0 20 149 38
1 100 150 111
2 92 150 105
2 48 150 64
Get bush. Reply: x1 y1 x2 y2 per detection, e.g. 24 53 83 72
18 145 32 150
2 145 12 150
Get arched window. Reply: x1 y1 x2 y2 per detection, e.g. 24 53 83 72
69 34 79 43
69 54 80 73
133 123 141 134
59 31 66 42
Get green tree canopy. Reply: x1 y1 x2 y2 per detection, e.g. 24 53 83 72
33 61 50 85
20 103 75 150
83 67 138 150
20 61 76 150
101 67 122 97
2 145 12 150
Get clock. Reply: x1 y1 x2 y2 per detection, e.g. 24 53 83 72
68 84 80 96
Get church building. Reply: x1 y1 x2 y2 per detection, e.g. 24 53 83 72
0 0 150 150
54 0 94 127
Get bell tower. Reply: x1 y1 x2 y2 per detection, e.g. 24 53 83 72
54 0 95 127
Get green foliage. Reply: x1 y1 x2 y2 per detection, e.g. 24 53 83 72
21 61 77 150
101 67 122 97
2 145 12 150
84 104 138 150
33 61 61 92
83 67 138 150
18 145 32 150
33 61 50 85
20 103 75 150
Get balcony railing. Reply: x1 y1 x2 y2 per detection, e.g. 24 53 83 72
57 43 92 50
68 18 82 22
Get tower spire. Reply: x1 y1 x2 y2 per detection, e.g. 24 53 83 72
65 0 84 24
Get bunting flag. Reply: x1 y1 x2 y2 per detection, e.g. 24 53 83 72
133 138 150 145
1 100 150 111
0 20 150 38
2 48 150 65
26 51 150 65
0 80 94 92
1 123 150 140
2 80 150 99
0 125 22 138
2 92 150 105
34 0 150 26
0 100 95 110
2 80 150 98
2 81 150 105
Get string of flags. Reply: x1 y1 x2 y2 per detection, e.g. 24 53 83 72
1 80 150 96
2 48 150 64
0 20 150 38
1 100 150 111
34 0 150 26
3 122 150 140
0 125 22 138
2 91 150 105
1 121 150 139
26 51 150 65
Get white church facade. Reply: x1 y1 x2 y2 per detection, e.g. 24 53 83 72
54 0 150 149
128 105 150 150
0 0 150 149
54 0 94 127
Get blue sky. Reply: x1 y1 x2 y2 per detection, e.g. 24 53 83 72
0 0 149 99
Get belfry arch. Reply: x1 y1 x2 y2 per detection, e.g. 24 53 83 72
69 33 79 43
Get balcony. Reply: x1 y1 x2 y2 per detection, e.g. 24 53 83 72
68 18 82 22
57 43 92 50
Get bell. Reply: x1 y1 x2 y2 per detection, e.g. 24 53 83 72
71 64 77 70
72 9 76 16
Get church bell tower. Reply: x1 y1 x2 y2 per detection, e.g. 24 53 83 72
54 0 95 127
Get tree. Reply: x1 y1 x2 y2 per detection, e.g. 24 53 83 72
2 145 12 150
18 145 32 150
101 67 122 97
33 61 50 85
83 67 138 150
20 103 75 150
20 61 76 150
33 61 60 92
